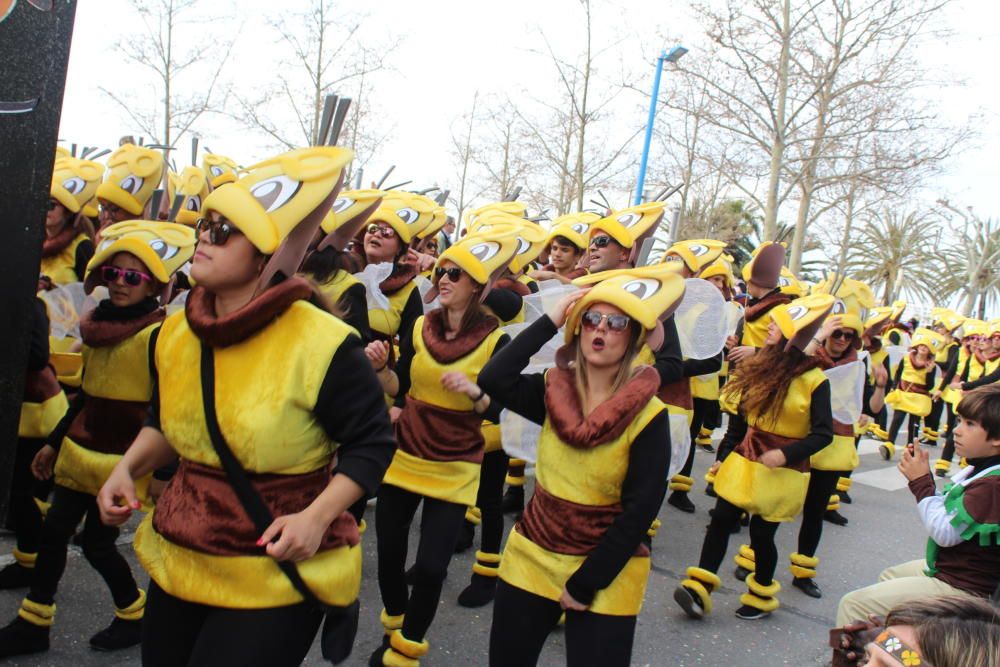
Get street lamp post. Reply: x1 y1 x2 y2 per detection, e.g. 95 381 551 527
633 45 687 206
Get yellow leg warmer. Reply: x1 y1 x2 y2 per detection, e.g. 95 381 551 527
12 548 37 569
934 458 951 473
18 599 55 627
734 544 756 572
464 506 482 525
696 428 713 446
882 442 896 458
826 494 840 512
505 459 526 487
669 474 694 492
383 631 430 667
741 574 781 612
680 567 721 615
115 589 146 621
32 498 50 518
923 427 939 439
472 551 501 577
359 518 368 536
836 477 852 493
789 552 818 579
647 518 662 538
380 608 405 635
704 470 716 484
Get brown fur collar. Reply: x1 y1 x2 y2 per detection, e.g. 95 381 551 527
41 226 77 258
185 278 314 348
380 263 418 295
744 290 791 322
79 306 165 348
544 365 660 449
814 345 858 370
421 308 499 363
495 277 532 296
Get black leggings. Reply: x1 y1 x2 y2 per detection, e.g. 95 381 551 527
141 580 322 667
699 497 781 585
375 483 467 642
28 484 138 609
889 410 921 445
925 397 945 432
940 405 959 463
7 438 51 555
679 398 715 478
476 450 510 554
489 580 636 667
796 469 841 558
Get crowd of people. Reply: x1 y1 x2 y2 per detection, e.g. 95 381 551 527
1 139 998 666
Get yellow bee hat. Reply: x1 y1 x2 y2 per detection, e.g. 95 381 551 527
557 263 686 366
990 319 1000 338
473 215 548 274
424 230 521 303
770 293 836 352
890 300 907 322
95 144 166 216
366 190 438 244
55 146 72 160
415 206 450 242
466 201 528 232
661 239 728 275
589 201 665 252
812 276 875 337
911 327 946 354
317 188 384 252
166 166 210 226
961 319 987 338
699 255 736 300
741 242 786 290
50 157 104 214
203 146 353 290
777 266 805 297
546 212 601 251
932 309 965 334
84 220 196 294
863 306 894 339
202 153 240 188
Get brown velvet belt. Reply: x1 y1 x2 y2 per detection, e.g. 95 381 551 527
832 421 855 437
395 396 485 464
24 367 62 403
67 396 148 455
735 426 808 472
153 459 359 557
517 484 649 558
899 381 928 394
657 378 693 411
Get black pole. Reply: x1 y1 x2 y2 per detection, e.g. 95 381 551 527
0 1 78 520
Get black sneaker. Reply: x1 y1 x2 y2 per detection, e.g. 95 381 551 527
457 573 497 608
734 566 750 582
667 491 696 514
0 563 33 590
824 510 849 526
935 467 948 478
698 443 716 454
792 577 822 599
839 491 852 504
89 617 142 651
735 604 770 620
0 616 49 658
673 586 705 620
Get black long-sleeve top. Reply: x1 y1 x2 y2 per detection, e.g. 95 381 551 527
723 380 833 466
29 298 51 371
479 315 671 605
964 362 1000 390
683 351 724 378
73 239 95 282
340 282 372 343
652 316 684 387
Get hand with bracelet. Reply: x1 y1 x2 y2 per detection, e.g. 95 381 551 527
440 371 488 412
811 314 843 350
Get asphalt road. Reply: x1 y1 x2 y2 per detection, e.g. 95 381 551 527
0 436 929 666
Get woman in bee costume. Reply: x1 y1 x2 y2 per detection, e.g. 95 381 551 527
880 328 945 460
39 156 102 288
0 220 196 659
365 230 519 667
96 147 395 666
479 265 681 667
676 294 834 621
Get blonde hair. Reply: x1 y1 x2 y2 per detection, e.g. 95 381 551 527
885 596 1000 667
571 322 643 405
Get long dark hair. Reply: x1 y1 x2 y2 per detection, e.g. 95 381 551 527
302 246 361 283
725 341 821 427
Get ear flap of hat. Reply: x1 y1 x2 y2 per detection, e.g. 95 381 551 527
770 294 835 352
317 190 384 252
589 202 665 255
742 242 785 289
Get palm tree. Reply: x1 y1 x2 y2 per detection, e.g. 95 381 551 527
843 209 943 304
936 215 1000 317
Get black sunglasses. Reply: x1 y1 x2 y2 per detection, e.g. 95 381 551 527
196 217 241 246
590 235 615 249
831 330 856 341
434 267 464 282
581 310 631 333
101 265 153 286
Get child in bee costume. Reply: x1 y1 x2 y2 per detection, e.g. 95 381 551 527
676 295 835 621
94 144 166 232
921 309 964 445
367 230 519 667
881 328 946 460
0 220 196 658
481 265 682 667
39 156 102 287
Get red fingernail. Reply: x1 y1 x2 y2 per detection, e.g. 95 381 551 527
132 501 141 509
256 537 265 546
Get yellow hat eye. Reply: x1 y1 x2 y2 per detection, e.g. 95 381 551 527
62 177 86 194
332 197 354 213
787 305 809 320
617 212 641 227
516 238 531 255
98 239 114 252
469 241 500 261
832 300 846 314
623 278 660 300
210 166 224 177
120 175 145 195
689 244 708 256
396 207 419 225
149 238 179 260
250 175 301 212
571 223 588 234
185 195 201 212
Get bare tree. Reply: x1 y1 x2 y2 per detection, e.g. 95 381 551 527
448 92 483 234
102 0 233 151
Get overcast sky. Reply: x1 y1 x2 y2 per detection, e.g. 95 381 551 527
60 0 999 218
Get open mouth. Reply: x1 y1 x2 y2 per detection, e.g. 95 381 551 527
592 337 606 351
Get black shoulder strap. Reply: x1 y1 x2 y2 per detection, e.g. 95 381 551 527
199 342 323 608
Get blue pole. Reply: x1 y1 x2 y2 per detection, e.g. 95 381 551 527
634 51 666 205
